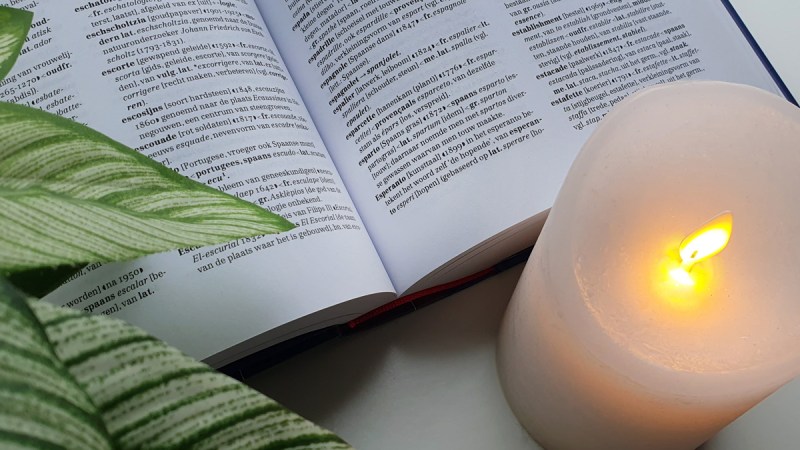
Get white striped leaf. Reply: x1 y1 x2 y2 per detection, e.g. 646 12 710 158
27 293 351 450
0 278 113 449
0 101 294 272
0 7 30 81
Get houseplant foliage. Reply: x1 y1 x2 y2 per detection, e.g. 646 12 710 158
0 7 350 449
1 282 350 449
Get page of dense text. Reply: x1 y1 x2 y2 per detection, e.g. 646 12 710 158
2 0 395 364
259 0 781 293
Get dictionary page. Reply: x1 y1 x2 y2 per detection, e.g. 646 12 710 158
259 0 782 293
2 0 395 365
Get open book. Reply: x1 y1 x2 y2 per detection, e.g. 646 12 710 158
4 0 788 368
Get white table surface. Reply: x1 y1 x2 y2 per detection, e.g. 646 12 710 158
247 2 800 448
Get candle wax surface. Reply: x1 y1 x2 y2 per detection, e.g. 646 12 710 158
497 81 800 450
563 82 800 377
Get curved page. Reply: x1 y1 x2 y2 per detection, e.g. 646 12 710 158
3 0 394 363
258 0 782 293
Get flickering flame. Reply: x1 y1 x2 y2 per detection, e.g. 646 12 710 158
669 211 733 286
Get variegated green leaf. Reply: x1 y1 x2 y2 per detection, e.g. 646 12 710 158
0 7 31 81
0 101 294 272
30 299 351 450
0 277 113 449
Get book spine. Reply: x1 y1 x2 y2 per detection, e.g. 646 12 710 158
719 0 797 104
220 248 533 379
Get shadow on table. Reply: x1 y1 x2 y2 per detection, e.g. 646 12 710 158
246 265 525 430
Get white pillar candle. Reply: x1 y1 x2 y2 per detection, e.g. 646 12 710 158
497 81 800 450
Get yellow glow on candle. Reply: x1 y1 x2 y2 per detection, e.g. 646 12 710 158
668 267 696 287
661 261 713 311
